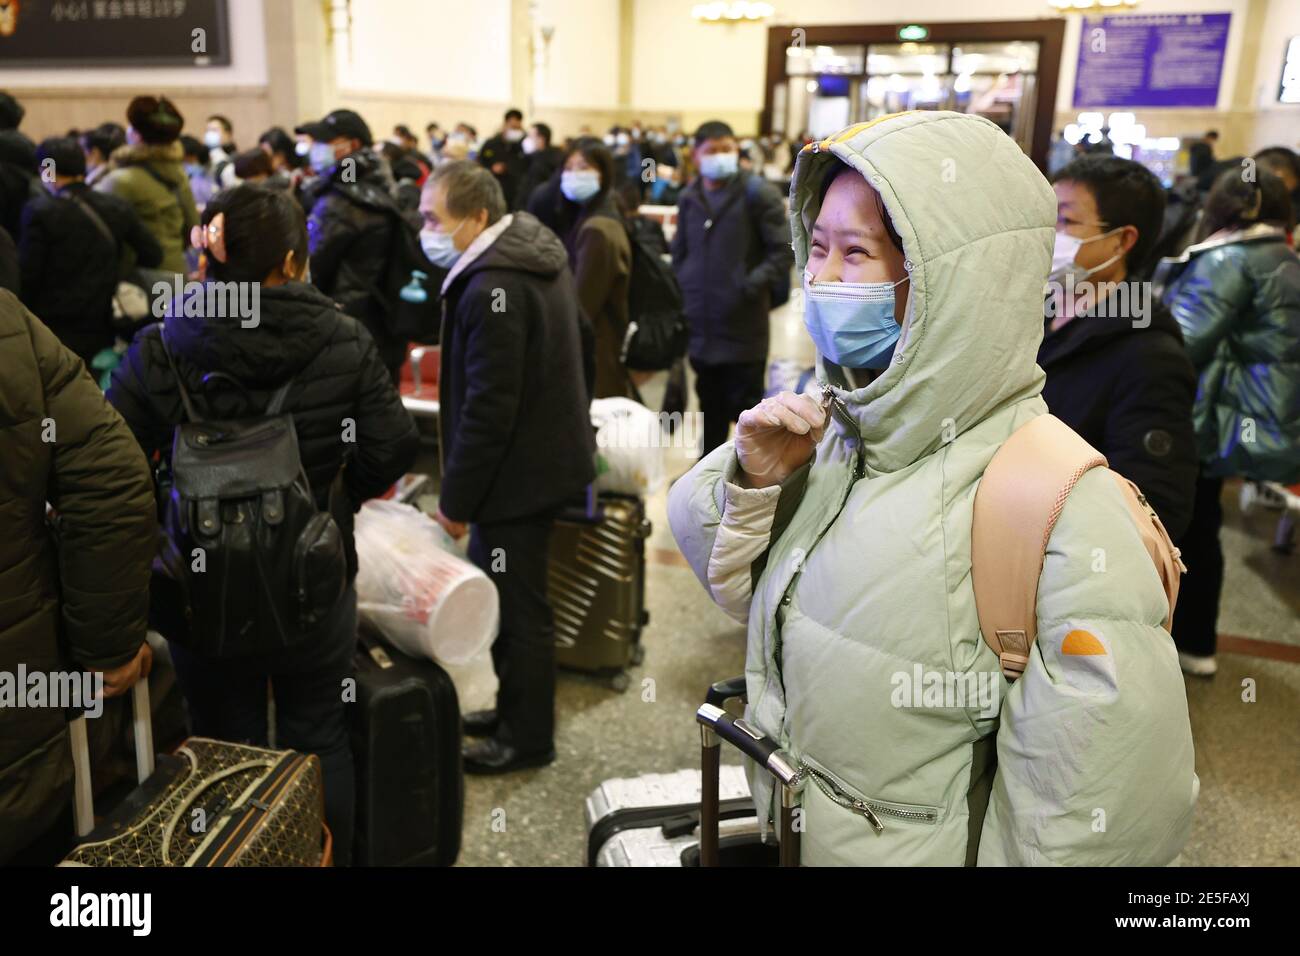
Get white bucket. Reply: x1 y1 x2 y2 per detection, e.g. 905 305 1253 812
355 501 499 666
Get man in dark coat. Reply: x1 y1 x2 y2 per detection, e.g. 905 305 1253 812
19 137 162 366
1040 155 1198 539
0 291 156 865
420 161 595 774
0 91 38 241
672 120 793 452
477 108 529 209
513 122 564 213
298 109 406 375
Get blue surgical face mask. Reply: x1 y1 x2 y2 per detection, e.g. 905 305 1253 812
420 219 466 269
560 169 601 203
699 151 738 181
802 271 909 369
204 130 223 149
308 141 336 174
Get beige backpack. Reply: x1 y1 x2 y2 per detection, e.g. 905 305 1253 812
971 414 1186 681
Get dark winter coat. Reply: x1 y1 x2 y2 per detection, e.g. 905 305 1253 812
19 182 162 364
1039 278 1199 539
0 291 155 864
106 281 420 584
671 171 792 365
304 149 405 371
438 212 596 523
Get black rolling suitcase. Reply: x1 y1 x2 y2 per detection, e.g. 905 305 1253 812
350 628 463 866
548 492 650 692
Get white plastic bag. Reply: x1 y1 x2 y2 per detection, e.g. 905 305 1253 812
354 500 498 666
591 397 666 496
442 649 499 715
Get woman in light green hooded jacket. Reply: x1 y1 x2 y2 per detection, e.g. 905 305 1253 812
668 112 1198 866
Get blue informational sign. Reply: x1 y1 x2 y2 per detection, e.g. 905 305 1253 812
1073 13 1231 108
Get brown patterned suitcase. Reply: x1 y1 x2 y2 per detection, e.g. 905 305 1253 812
62 682 330 867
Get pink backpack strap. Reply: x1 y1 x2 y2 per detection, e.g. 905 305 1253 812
971 415 1107 680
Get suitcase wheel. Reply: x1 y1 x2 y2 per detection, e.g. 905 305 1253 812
631 645 645 667
607 672 631 693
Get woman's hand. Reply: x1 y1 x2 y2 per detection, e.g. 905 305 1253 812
734 391 827 489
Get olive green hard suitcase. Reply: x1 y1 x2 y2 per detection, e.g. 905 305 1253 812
548 493 650 692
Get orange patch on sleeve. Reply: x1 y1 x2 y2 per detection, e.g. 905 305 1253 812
1061 629 1107 656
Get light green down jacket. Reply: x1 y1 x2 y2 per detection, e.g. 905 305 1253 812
668 112 1198 866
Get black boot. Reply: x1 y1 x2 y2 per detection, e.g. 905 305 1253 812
462 737 555 775
462 709 499 738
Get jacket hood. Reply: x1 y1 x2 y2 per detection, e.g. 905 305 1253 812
452 211 568 285
789 111 1057 474
110 140 185 172
163 280 343 388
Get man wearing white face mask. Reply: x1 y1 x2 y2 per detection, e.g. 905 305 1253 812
1038 155 1197 540
418 161 595 774
477 108 528 208
672 119 793 452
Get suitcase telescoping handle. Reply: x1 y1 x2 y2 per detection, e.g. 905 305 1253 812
68 679 155 838
696 676 800 867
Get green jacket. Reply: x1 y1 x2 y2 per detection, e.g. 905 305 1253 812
669 112 1198 866
96 141 199 274
1158 224 1300 483
0 292 156 863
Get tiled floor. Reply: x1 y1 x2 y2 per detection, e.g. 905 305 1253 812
449 300 1300 867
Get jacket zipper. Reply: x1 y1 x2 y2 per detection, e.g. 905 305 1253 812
794 763 941 833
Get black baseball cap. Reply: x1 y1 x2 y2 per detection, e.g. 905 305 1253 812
294 109 373 147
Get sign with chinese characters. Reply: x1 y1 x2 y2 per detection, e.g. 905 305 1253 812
1073 13 1231 108
0 0 230 67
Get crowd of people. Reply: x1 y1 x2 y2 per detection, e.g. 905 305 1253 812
0 85 1296 867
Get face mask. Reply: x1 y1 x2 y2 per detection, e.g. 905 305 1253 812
561 169 601 203
603 134 616 147
308 141 336 174
802 271 909 369
204 130 223 149
699 151 739 181
504 127 525 143
294 140 311 157
1050 227 1123 281
522 136 539 155
420 219 466 268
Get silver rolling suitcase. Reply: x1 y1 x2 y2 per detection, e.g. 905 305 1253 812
584 765 759 867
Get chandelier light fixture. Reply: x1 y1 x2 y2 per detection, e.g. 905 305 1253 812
692 2 776 24
1048 0 1141 11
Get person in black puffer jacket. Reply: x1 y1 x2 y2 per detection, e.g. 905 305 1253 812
298 109 406 376
107 185 419 866
20 137 163 366
0 92 38 237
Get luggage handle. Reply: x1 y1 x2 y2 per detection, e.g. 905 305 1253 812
696 704 798 785
705 675 748 709
69 678 155 838
698 679 800 867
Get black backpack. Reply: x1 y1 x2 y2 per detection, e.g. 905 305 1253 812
621 216 687 371
155 328 348 658
338 183 446 344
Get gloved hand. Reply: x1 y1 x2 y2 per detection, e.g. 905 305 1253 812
734 391 826 489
